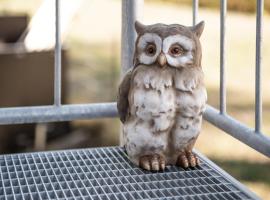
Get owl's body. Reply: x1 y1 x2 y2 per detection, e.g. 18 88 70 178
118 21 207 171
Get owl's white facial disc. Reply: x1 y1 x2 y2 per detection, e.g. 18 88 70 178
137 33 162 65
163 35 194 68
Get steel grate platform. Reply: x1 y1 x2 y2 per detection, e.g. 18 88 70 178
0 147 258 200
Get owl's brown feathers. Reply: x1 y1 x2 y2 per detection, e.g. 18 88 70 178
133 21 204 68
117 21 207 171
117 69 132 123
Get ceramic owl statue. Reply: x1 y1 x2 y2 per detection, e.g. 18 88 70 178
117 21 207 171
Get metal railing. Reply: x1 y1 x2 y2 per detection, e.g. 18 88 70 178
203 0 270 158
0 0 269 157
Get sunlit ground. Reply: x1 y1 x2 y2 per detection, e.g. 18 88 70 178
0 0 269 199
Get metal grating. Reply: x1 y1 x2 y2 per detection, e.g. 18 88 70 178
0 147 258 200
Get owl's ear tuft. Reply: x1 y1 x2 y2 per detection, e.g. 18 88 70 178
135 21 146 34
191 21 205 38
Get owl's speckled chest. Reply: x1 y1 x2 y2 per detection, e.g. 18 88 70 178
129 65 176 129
123 64 206 163
128 65 206 121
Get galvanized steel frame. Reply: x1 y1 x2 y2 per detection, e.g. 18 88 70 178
0 0 269 157
0 147 261 200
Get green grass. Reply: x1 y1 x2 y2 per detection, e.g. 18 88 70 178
212 158 270 186
66 38 120 103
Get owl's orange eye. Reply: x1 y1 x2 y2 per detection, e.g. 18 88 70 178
145 44 156 56
169 44 184 56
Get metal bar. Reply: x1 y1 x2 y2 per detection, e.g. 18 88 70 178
194 150 260 200
220 0 227 114
255 0 263 133
0 102 269 157
121 0 143 75
120 0 143 145
54 0 61 106
0 103 117 125
192 0 198 25
0 147 260 199
204 105 270 157
34 123 48 151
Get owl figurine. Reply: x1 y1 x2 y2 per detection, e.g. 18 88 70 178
117 21 207 171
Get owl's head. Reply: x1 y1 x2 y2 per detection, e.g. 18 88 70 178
133 21 204 69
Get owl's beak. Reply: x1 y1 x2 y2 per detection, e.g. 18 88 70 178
158 53 167 67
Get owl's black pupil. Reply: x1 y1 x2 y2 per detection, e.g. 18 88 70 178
148 47 154 54
173 48 179 53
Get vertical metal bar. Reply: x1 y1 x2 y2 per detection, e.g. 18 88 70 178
54 0 61 106
255 0 263 133
121 0 144 75
192 0 198 25
120 0 143 145
220 0 227 114
34 123 48 151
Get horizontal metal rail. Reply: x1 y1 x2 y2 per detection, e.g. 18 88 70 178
0 103 117 124
204 105 270 157
0 102 269 157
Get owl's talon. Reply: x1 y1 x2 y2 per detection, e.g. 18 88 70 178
139 154 165 171
177 151 199 169
160 158 165 170
150 155 159 171
187 151 196 167
177 154 189 168
139 156 151 171
195 156 200 165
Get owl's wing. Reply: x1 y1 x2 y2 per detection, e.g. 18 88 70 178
117 69 133 123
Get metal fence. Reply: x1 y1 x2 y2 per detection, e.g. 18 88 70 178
0 0 269 158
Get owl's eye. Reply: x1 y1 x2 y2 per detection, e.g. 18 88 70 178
169 44 184 56
145 44 156 56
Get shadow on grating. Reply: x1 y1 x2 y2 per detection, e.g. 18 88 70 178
0 147 256 200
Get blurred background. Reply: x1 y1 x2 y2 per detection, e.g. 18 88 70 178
0 0 269 199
